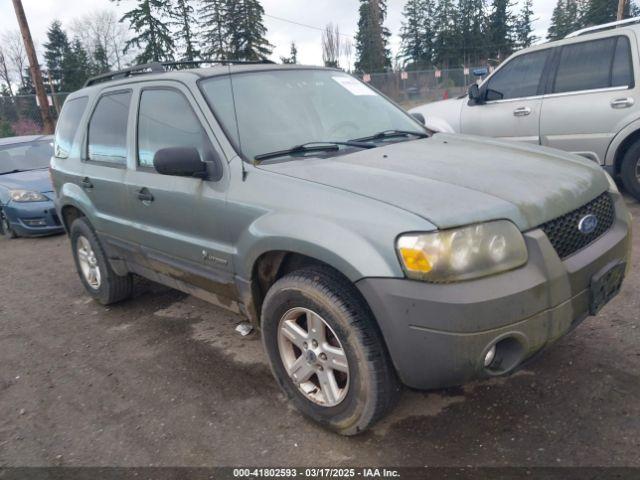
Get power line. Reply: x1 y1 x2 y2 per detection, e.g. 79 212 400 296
264 13 355 39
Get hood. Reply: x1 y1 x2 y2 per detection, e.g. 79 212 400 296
410 98 465 133
0 168 53 194
258 133 610 231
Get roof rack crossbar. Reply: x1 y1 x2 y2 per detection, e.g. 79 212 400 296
83 58 275 87
565 16 640 38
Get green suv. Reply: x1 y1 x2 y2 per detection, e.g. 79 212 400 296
51 62 632 435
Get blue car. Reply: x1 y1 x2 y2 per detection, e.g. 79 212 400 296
0 135 64 238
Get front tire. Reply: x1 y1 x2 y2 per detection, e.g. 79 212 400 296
70 217 133 305
261 266 399 435
620 142 640 201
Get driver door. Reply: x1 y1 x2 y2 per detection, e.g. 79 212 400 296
461 48 552 144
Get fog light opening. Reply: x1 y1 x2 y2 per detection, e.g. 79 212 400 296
483 336 525 375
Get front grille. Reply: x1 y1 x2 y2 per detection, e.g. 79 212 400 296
539 192 615 259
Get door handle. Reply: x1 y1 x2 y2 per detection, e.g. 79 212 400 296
80 177 93 189
136 188 154 203
513 106 532 117
610 97 634 109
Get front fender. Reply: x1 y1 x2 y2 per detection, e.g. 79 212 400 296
234 213 405 282
604 118 640 167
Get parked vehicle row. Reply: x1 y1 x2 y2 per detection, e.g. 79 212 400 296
48 60 631 434
411 17 640 201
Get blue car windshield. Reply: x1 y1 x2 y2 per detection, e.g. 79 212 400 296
0 140 53 174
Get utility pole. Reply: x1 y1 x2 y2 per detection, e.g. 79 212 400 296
11 0 55 134
617 0 626 20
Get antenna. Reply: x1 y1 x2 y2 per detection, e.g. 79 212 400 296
227 63 248 181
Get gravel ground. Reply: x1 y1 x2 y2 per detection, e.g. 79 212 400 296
0 196 639 467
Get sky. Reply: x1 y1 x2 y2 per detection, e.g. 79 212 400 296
0 0 558 67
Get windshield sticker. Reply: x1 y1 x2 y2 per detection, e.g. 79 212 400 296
332 76 377 96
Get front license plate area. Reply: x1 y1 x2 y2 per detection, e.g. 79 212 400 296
589 262 626 315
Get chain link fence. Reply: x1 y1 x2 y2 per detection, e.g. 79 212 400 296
0 67 487 138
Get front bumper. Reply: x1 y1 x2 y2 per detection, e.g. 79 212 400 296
357 193 632 390
4 199 64 237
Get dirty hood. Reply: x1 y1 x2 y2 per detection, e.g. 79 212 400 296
259 133 610 231
0 168 53 194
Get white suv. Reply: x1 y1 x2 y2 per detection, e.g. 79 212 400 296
411 17 640 201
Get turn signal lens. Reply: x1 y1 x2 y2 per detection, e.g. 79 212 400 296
399 247 432 273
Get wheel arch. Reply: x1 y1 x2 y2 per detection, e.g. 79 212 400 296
606 121 640 174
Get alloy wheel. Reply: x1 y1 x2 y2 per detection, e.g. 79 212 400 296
277 307 350 407
76 235 101 289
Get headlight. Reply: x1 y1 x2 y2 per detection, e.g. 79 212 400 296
9 190 48 202
396 220 528 282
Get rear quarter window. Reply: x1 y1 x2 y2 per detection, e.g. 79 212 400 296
54 96 88 158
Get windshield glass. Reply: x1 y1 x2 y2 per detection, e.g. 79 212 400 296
199 69 424 161
0 140 53 174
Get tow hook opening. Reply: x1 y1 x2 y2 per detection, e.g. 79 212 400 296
483 336 525 375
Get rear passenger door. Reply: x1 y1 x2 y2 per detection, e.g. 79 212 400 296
540 35 637 164
124 83 234 299
82 89 133 239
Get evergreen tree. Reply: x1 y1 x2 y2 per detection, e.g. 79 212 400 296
547 0 580 40
172 0 199 60
582 0 630 26
486 0 516 60
514 0 537 48
227 0 273 60
120 0 175 63
355 0 391 73
199 0 230 59
280 42 298 64
93 43 110 74
458 0 486 66
43 20 70 87
399 0 434 68
59 39 92 91
432 0 459 68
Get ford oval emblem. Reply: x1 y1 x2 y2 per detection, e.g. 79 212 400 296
578 214 598 234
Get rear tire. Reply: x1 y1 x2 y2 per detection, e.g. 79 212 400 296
261 266 399 435
620 142 640 201
70 217 133 305
0 209 17 239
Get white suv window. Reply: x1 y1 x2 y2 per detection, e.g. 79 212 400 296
484 49 550 101
553 36 632 93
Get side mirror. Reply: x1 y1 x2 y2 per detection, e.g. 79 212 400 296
411 112 426 125
468 84 483 104
153 147 208 178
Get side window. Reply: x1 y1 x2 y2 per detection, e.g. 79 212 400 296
87 91 131 164
137 89 214 168
553 37 617 93
54 96 88 158
485 49 549 100
612 36 633 87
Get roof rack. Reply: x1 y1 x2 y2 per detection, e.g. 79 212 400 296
83 59 276 87
565 16 640 38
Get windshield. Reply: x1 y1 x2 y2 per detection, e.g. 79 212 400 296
0 140 53 174
199 69 425 161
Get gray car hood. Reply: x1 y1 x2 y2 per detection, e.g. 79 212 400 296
258 133 610 231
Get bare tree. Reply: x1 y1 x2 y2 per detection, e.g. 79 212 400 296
1 30 28 90
70 9 131 69
0 48 14 96
322 23 341 68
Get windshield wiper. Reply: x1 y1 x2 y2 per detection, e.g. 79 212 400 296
254 141 376 163
0 169 21 175
351 129 429 143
